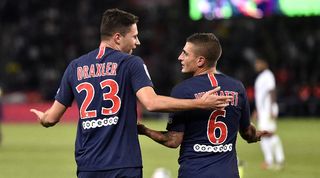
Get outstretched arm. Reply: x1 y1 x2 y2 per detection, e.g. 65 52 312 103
138 123 183 148
239 124 271 143
136 86 232 112
30 100 67 128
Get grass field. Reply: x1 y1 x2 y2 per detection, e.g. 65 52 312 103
0 118 320 178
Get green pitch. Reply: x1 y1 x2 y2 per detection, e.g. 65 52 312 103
0 118 320 178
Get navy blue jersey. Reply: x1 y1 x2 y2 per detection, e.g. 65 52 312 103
55 47 153 171
167 73 250 178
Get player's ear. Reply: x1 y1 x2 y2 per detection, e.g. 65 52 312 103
113 33 122 45
197 56 206 67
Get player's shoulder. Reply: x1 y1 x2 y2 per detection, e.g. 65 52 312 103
172 76 196 91
170 75 206 98
70 48 143 65
108 50 144 64
124 54 144 63
259 69 273 77
69 49 97 65
263 69 275 78
216 73 244 87
257 69 275 81
214 73 247 95
170 78 193 98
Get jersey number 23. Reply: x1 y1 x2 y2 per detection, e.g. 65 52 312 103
76 79 121 119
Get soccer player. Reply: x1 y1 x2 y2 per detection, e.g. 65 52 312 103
253 57 285 170
30 9 231 178
138 33 270 178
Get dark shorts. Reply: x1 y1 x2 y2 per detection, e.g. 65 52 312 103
77 168 142 178
178 163 239 178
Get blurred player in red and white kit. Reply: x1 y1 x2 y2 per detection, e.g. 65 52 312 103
30 8 232 178
254 56 285 170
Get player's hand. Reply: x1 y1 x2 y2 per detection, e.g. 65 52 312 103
30 109 49 127
30 109 44 122
137 122 147 135
257 130 274 138
201 86 233 110
247 130 273 143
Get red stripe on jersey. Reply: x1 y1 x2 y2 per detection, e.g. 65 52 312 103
96 47 106 59
208 73 218 87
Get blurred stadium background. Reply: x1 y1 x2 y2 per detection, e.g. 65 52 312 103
0 0 320 178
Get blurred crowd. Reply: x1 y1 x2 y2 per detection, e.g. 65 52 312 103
0 0 319 116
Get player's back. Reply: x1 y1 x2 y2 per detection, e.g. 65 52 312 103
168 73 250 178
55 47 153 171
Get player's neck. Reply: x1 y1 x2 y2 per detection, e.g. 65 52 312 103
99 41 121 51
193 67 217 76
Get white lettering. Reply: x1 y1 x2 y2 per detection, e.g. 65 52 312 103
193 143 233 153
82 116 119 130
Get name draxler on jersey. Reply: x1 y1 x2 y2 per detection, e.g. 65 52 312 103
77 62 118 81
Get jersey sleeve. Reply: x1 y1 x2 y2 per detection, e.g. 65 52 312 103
238 82 251 131
166 85 186 132
55 63 74 107
128 56 153 93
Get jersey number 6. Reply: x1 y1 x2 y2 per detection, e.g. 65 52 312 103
76 79 121 119
207 110 228 145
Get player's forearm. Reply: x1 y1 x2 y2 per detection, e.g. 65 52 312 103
31 101 67 128
137 86 230 112
141 128 180 148
144 128 171 146
39 109 60 128
146 95 203 112
240 124 260 143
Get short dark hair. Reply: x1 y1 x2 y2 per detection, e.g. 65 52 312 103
186 33 222 67
255 53 270 64
100 8 139 39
